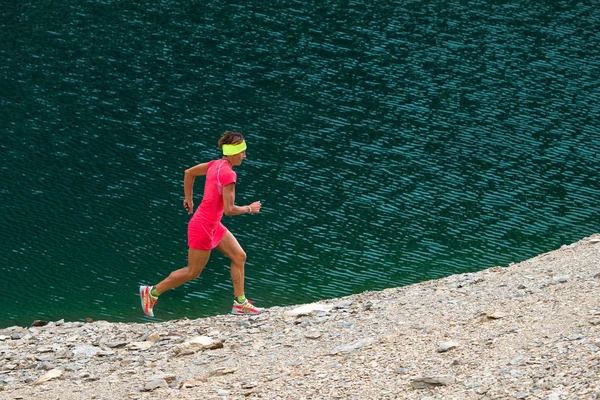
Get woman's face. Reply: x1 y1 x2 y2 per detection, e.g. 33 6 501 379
230 150 246 166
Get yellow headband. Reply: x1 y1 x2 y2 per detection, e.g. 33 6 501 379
222 140 247 156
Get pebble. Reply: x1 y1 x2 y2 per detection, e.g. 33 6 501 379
142 379 168 391
72 345 102 359
303 330 322 340
283 303 333 318
486 311 507 320
410 375 455 389
127 342 153 351
437 341 458 353
553 276 570 284
33 369 63 385
329 337 378 355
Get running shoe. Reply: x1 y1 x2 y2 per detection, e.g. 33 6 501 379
139 285 158 317
232 299 264 315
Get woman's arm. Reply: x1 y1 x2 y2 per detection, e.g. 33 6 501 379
222 183 262 216
183 163 209 214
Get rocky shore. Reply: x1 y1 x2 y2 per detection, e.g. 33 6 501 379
1 235 599 400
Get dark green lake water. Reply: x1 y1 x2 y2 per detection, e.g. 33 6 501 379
2 0 599 328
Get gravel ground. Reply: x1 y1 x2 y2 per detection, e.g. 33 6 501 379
1 234 599 400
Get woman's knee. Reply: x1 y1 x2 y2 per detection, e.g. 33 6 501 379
186 248 210 280
232 250 247 265
185 266 203 280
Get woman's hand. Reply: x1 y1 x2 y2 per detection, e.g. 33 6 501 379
183 198 194 214
248 201 262 214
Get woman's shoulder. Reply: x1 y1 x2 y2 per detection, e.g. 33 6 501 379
207 159 222 168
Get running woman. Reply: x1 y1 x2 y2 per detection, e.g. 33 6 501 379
140 131 264 317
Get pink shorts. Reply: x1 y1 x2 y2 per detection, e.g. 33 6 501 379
188 220 228 250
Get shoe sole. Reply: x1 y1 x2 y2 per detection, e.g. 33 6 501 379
231 308 265 315
139 286 154 317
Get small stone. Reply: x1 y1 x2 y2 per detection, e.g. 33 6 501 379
411 375 455 389
147 374 177 384
143 379 168 391
553 276 570 284
266 371 292 381
174 336 223 355
73 372 90 380
30 320 49 327
36 346 54 353
145 332 161 342
56 349 73 359
106 341 128 349
34 368 63 384
179 377 207 389
35 354 55 362
437 342 458 353
208 366 238 377
334 300 353 309
127 342 154 351
330 337 378 355
475 386 490 395
510 355 524 366
64 364 84 372
486 312 506 320
241 381 258 389
567 333 585 341
187 336 222 349
304 330 322 340
37 361 56 371
283 303 333 318
72 345 102 358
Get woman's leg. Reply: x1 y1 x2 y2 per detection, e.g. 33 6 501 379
215 230 246 298
155 247 211 294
